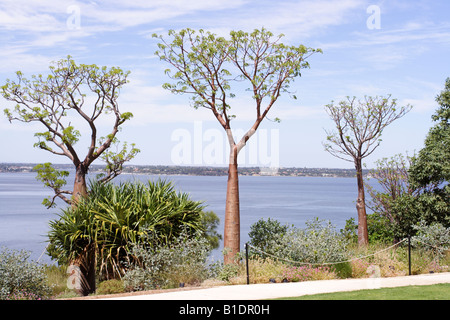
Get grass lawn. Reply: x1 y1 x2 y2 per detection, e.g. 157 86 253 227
277 283 450 300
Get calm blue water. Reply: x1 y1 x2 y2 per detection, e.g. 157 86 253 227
0 172 359 264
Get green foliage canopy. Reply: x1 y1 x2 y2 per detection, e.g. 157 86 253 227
153 27 321 137
1 56 139 206
409 78 450 190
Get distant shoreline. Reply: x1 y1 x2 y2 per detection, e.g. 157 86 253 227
0 163 367 178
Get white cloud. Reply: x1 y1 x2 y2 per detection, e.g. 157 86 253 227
67 0 248 31
0 0 447 126
0 48 57 74
321 20 450 50
176 0 365 40
0 1 65 32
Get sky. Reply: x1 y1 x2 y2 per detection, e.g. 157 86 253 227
0 0 449 169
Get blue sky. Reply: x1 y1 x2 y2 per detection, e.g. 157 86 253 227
0 0 449 169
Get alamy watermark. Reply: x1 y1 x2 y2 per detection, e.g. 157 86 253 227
66 5 81 30
364 264 382 289
171 121 280 174
66 265 82 290
366 5 381 30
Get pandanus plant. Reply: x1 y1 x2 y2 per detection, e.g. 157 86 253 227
47 179 205 295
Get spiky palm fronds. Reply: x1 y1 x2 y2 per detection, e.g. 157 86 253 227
47 179 205 279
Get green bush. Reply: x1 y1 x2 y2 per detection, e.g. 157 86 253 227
200 210 222 250
248 218 289 256
97 279 126 295
412 220 450 258
216 263 240 282
273 218 350 265
342 214 395 244
123 231 212 290
0 248 52 300
331 262 353 278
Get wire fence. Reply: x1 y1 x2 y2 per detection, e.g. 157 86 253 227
247 238 408 266
244 237 449 284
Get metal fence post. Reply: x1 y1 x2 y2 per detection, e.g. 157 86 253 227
408 235 412 276
245 243 250 285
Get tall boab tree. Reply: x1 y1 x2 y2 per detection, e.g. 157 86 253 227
323 95 411 246
154 28 321 263
2 56 139 207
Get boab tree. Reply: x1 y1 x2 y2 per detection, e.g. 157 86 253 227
153 28 321 263
2 56 139 207
323 95 411 246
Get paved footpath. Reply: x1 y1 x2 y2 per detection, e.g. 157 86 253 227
100 272 450 300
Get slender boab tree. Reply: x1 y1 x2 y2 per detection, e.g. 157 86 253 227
2 56 139 208
2 56 140 295
323 95 411 246
154 28 321 263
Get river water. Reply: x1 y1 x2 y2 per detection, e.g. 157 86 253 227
0 172 359 264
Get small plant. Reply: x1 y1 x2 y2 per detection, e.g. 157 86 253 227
272 218 350 265
412 221 450 258
0 247 52 300
123 231 212 291
44 264 71 297
5 289 42 300
249 218 289 256
239 257 286 284
281 265 336 282
351 259 371 278
217 263 240 282
97 279 126 295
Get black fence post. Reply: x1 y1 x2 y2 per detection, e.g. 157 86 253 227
245 243 250 285
408 235 412 276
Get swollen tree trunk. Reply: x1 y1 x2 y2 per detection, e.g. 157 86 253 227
355 159 369 246
71 162 96 295
72 162 88 204
223 128 255 264
70 244 96 296
79 245 97 296
224 146 240 265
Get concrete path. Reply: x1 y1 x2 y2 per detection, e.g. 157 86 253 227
100 272 450 300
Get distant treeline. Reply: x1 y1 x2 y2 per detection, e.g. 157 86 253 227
0 163 367 178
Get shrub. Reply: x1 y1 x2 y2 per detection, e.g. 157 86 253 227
4 289 43 300
0 247 52 300
412 220 450 258
218 257 287 285
272 218 350 265
351 259 371 278
341 214 395 244
216 263 240 282
123 232 212 290
281 265 337 282
243 257 286 284
330 262 353 279
97 279 126 295
200 210 222 250
348 243 407 277
248 218 289 256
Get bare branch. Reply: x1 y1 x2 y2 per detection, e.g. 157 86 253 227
324 96 412 163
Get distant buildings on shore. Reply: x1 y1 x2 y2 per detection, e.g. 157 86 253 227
0 163 367 178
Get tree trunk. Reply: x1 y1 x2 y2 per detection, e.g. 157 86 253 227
79 245 97 296
355 159 369 246
71 162 96 296
71 244 96 296
224 146 240 264
72 162 88 204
